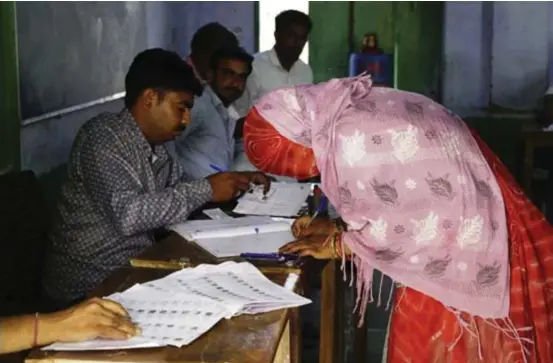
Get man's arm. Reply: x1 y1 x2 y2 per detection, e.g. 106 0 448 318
79 129 212 237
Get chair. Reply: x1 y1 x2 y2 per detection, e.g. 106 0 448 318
0 170 50 316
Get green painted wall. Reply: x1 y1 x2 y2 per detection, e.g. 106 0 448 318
0 1 20 173
309 1 443 98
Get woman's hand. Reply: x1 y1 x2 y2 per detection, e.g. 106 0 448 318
46 297 140 343
292 216 335 238
279 234 335 259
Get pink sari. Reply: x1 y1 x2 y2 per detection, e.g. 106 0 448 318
244 75 553 361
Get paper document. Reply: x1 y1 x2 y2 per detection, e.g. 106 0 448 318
233 183 311 217
43 262 310 351
203 208 233 220
196 230 294 258
170 217 294 258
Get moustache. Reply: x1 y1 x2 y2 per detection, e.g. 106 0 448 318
224 87 242 94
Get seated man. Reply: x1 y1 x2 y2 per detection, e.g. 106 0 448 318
186 22 239 84
174 46 253 179
42 48 270 308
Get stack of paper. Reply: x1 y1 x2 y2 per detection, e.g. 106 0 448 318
43 262 310 351
170 217 295 258
233 183 311 217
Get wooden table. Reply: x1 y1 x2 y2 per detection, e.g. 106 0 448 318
522 125 553 200
26 235 304 363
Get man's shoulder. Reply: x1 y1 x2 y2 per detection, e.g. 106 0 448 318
76 111 127 146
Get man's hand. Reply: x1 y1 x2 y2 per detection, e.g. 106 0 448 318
241 171 273 195
207 172 251 202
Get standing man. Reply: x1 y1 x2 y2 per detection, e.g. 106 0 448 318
186 22 239 84
234 10 313 116
42 48 270 309
233 10 313 179
174 46 253 179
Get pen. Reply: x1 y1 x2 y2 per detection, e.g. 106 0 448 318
307 195 327 227
210 164 227 173
240 253 297 261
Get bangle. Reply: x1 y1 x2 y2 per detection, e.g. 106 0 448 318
330 233 340 258
33 312 39 347
335 233 343 256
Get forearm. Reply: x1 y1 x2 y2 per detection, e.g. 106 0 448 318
0 313 61 354
113 179 212 236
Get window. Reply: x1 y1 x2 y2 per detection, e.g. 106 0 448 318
257 0 309 64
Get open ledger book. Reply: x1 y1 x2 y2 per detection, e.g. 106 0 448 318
170 217 295 258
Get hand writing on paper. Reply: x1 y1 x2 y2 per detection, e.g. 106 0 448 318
279 234 335 260
207 172 251 202
241 171 273 195
292 216 335 238
47 298 140 343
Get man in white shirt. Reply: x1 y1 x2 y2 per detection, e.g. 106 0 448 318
234 10 313 116
233 10 313 180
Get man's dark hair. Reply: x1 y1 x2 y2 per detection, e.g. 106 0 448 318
124 48 203 109
190 22 239 55
209 46 254 75
275 10 312 33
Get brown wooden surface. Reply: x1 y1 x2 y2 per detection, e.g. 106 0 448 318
522 125 553 199
319 260 344 363
26 235 302 363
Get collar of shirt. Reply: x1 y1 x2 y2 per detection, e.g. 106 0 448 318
203 86 240 122
267 47 303 74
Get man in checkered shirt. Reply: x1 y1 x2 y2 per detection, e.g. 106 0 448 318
42 49 270 309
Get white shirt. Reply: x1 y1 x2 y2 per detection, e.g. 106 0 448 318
234 48 313 117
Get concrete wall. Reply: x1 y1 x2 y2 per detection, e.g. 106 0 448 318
18 1 256 205
443 1 553 115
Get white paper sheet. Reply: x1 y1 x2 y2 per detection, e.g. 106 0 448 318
202 208 233 220
42 262 310 352
233 183 311 217
170 216 276 240
195 230 294 258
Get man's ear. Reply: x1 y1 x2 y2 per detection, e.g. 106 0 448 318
142 89 158 110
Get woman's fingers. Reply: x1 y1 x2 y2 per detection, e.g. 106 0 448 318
292 217 311 238
98 312 140 338
279 240 314 254
96 298 130 318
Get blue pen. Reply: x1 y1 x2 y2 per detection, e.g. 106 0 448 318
240 253 297 261
210 164 227 173
307 196 327 227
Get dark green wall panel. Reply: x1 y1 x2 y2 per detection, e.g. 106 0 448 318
0 1 20 173
309 1 443 99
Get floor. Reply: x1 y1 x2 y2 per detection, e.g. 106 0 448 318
301 270 393 363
